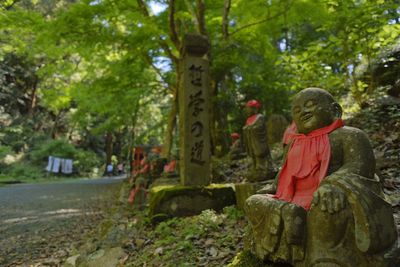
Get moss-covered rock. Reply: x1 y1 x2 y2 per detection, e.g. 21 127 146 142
235 183 257 211
149 183 236 222
228 251 294 267
150 177 180 188
227 251 267 267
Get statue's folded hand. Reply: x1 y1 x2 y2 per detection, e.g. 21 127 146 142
312 184 346 214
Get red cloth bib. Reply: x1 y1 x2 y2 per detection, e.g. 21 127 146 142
282 122 297 145
273 119 344 210
246 114 260 125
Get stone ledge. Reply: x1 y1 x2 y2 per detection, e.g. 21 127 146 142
149 183 236 223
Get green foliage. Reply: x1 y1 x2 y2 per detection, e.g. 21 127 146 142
2 162 43 180
0 145 13 159
29 138 101 175
223 205 244 221
1 0 400 163
29 139 78 163
74 149 102 175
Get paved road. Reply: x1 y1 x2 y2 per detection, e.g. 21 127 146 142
0 177 124 266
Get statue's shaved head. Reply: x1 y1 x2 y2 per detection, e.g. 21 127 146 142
293 87 336 104
291 87 342 134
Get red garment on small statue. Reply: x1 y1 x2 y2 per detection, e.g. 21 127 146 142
246 114 260 125
164 160 177 173
273 119 344 210
128 187 140 204
282 122 297 145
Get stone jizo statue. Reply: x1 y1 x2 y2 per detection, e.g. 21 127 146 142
228 132 245 160
242 100 275 181
244 88 398 267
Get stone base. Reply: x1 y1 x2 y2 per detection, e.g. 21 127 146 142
227 251 288 267
235 181 274 210
235 183 258 211
149 184 236 223
150 177 180 188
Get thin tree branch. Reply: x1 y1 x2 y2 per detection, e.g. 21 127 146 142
141 52 176 93
136 0 179 66
195 0 207 35
184 0 197 23
168 0 180 50
230 9 288 36
2 0 20 10
222 0 231 39
136 0 150 16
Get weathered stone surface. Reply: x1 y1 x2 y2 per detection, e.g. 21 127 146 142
227 251 267 267
182 33 210 57
148 184 235 222
266 114 289 145
85 247 126 267
63 254 81 267
243 88 399 267
179 34 211 186
243 103 275 182
245 195 306 264
235 183 257 211
150 177 180 188
235 182 268 210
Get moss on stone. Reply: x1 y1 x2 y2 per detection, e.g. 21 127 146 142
227 251 266 267
148 183 236 222
235 183 257 210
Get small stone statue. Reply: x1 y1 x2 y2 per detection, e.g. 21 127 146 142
244 88 398 267
228 133 245 160
242 100 275 181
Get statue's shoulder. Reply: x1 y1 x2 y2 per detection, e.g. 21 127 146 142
256 113 266 120
251 114 266 126
330 125 370 141
329 126 373 151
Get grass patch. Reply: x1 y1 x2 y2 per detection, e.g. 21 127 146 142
124 206 246 267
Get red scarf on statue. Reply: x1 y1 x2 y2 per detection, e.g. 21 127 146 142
246 114 261 125
273 119 344 210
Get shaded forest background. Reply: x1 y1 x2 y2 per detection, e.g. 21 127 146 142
1 0 400 180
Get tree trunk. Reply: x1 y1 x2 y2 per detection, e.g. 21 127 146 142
209 79 218 155
162 91 178 159
113 130 124 163
128 128 135 178
51 112 61 139
28 77 38 118
105 132 113 165
217 75 230 154
210 77 230 156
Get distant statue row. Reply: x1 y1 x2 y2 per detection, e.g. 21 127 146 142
240 88 398 267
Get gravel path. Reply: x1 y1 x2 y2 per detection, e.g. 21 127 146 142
0 177 124 266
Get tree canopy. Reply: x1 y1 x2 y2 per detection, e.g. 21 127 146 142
1 0 400 159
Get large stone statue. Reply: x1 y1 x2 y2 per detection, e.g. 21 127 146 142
244 88 398 267
243 100 275 181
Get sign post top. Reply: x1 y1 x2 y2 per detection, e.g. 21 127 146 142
182 34 210 57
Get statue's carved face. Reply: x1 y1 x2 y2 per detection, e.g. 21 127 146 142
292 89 336 134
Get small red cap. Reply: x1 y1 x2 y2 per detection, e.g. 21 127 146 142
231 133 240 139
245 100 261 109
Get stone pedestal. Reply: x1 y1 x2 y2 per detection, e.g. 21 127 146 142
148 184 236 223
149 34 236 223
235 180 276 210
